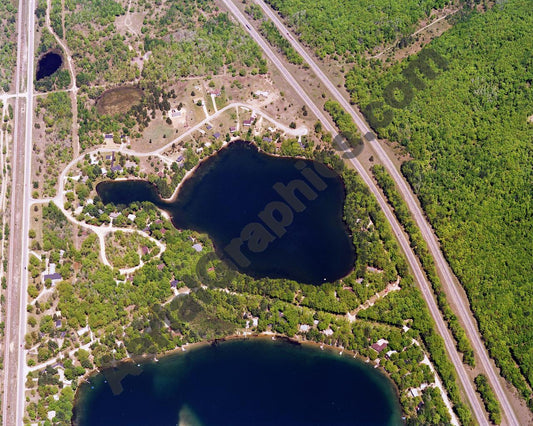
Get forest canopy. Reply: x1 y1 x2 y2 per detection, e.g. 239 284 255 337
352 0 533 405
264 0 451 58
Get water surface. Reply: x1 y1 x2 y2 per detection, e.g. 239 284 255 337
97 141 355 284
36 52 62 80
74 339 401 426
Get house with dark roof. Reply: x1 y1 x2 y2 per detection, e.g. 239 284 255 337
370 339 388 353
229 126 236 133
43 272 62 284
213 132 220 139
170 280 179 288
243 119 252 126
262 136 272 142
110 165 122 172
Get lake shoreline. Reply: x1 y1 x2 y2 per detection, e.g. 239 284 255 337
72 332 402 422
164 139 331 204
97 139 355 284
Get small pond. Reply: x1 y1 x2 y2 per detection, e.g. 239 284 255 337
36 52 62 80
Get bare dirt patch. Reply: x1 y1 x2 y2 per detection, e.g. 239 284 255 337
96 86 144 115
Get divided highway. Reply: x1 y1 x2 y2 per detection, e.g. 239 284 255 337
2 0 36 424
249 2 520 424
221 0 509 424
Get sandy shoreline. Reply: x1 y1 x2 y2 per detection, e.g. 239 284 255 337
72 332 402 418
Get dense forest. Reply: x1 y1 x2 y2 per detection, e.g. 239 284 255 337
264 0 451 58
349 0 533 407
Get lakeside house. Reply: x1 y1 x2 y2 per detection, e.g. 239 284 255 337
192 243 203 252
229 126 236 133
262 136 272 143
213 132 221 139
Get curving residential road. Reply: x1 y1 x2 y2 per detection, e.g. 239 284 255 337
249 1 521 424
221 0 492 424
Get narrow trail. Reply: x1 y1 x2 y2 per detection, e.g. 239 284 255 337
45 0 79 158
346 278 401 321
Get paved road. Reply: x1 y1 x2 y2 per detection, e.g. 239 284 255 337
2 0 35 423
221 0 490 424
251 2 521 424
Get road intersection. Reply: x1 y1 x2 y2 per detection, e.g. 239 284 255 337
0 0 521 424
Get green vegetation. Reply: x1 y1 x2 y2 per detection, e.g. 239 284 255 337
264 0 451 58
50 0 63 38
372 164 475 366
475 374 501 424
259 21 304 65
27 146 467 424
105 231 157 269
35 29 71 92
34 92 73 196
324 100 362 149
350 0 533 407
64 0 134 86
142 12 266 82
0 0 17 91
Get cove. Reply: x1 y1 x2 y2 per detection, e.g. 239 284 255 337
97 141 355 285
73 339 401 425
36 52 62 80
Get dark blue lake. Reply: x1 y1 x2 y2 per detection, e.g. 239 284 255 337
36 52 62 80
73 339 401 425
97 141 355 284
